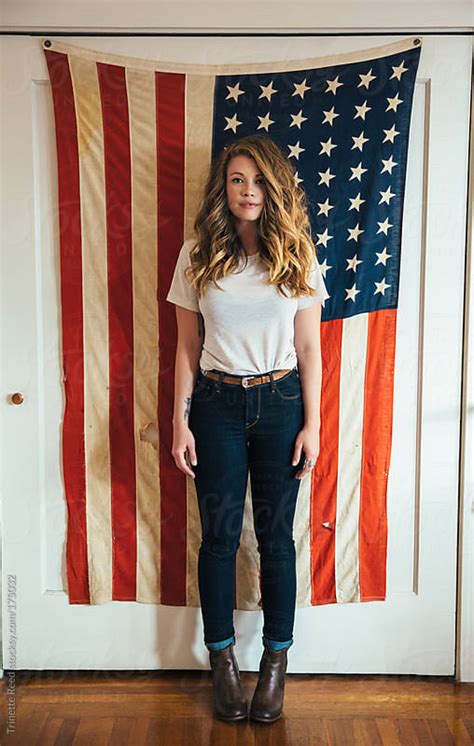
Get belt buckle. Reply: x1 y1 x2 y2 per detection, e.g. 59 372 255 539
241 376 252 388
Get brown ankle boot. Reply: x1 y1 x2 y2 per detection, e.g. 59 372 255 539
208 642 248 721
249 645 289 723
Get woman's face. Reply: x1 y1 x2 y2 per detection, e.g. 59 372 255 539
225 155 265 223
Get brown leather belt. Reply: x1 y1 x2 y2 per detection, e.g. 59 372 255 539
201 368 294 389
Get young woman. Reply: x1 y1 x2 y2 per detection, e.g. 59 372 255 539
166 134 329 723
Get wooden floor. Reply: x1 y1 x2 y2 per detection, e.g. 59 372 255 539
1 670 473 745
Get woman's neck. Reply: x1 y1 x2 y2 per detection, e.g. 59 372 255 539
236 223 260 256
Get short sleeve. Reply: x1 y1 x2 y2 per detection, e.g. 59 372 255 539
297 255 330 310
166 240 200 312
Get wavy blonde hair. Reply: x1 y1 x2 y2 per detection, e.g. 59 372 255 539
185 133 319 301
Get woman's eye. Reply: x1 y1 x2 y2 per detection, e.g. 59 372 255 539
231 177 264 184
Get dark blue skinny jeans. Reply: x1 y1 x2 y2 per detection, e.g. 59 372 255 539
188 365 306 653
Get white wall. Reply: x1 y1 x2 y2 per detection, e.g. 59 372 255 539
0 0 473 32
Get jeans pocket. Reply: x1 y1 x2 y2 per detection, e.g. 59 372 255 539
192 375 218 402
273 371 302 400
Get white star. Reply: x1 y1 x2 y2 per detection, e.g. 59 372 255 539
257 112 275 132
345 283 361 302
320 257 332 278
391 60 408 81
317 198 334 217
224 113 243 133
352 131 369 151
354 100 372 120
347 223 364 242
375 247 392 266
294 171 304 186
319 137 337 156
377 217 393 235
288 140 305 160
383 124 400 143
358 68 377 89
322 106 339 126
349 162 368 181
379 186 396 205
349 192 366 211
226 82 245 102
318 167 336 187
325 75 344 95
381 155 398 174
316 227 333 248
347 254 363 271
292 78 311 99
374 278 391 295
290 110 308 129
386 92 404 112
259 81 278 101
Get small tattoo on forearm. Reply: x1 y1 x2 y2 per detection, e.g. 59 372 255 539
184 396 191 420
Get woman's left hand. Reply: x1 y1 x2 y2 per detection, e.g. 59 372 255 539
292 425 320 480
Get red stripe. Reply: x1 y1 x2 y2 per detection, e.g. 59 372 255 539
97 62 137 600
156 71 188 605
359 309 395 601
311 318 342 604
44 50 90 603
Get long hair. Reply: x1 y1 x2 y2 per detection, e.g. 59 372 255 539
185 134 319 301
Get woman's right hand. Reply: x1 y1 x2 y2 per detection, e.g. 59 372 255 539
172 424 198 479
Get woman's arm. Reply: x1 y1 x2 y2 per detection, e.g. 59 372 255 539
170 306 204 478
294 302 323 431
172 306 205 428
292 302 323 478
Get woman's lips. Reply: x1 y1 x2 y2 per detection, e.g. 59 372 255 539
241 203 259 208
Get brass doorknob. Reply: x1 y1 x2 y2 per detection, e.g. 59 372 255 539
10 392 24 405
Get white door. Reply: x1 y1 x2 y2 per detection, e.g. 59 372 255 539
1 34 470 673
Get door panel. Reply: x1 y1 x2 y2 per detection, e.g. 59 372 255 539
1 34 470 672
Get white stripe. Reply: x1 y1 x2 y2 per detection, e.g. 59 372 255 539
295 471 313 607
69 56 112 603
336 313 368 602
184 74 215 606
46 37 422 78
127 67 161 603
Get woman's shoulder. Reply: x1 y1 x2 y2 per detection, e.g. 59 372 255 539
178 237 199 261
182 237 199 250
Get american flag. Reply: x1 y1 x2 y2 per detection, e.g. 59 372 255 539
43 35 421 606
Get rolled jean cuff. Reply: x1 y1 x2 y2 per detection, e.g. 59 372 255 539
263 635 293 651
206 634 235 651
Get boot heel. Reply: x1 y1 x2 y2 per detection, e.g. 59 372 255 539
249 646 289 723
208 642 248 721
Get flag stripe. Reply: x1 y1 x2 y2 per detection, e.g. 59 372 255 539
337 313 368 602
44 49 90 603
98 62 137 600
312 318 343 604
71 56 113 603
184 74 215 608
359 309 396 600
295 470 312 607
45 35 421 78
156 71 188 605
127 67 162 603
183 75 216 239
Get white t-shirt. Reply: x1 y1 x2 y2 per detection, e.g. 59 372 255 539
166 238 330 376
